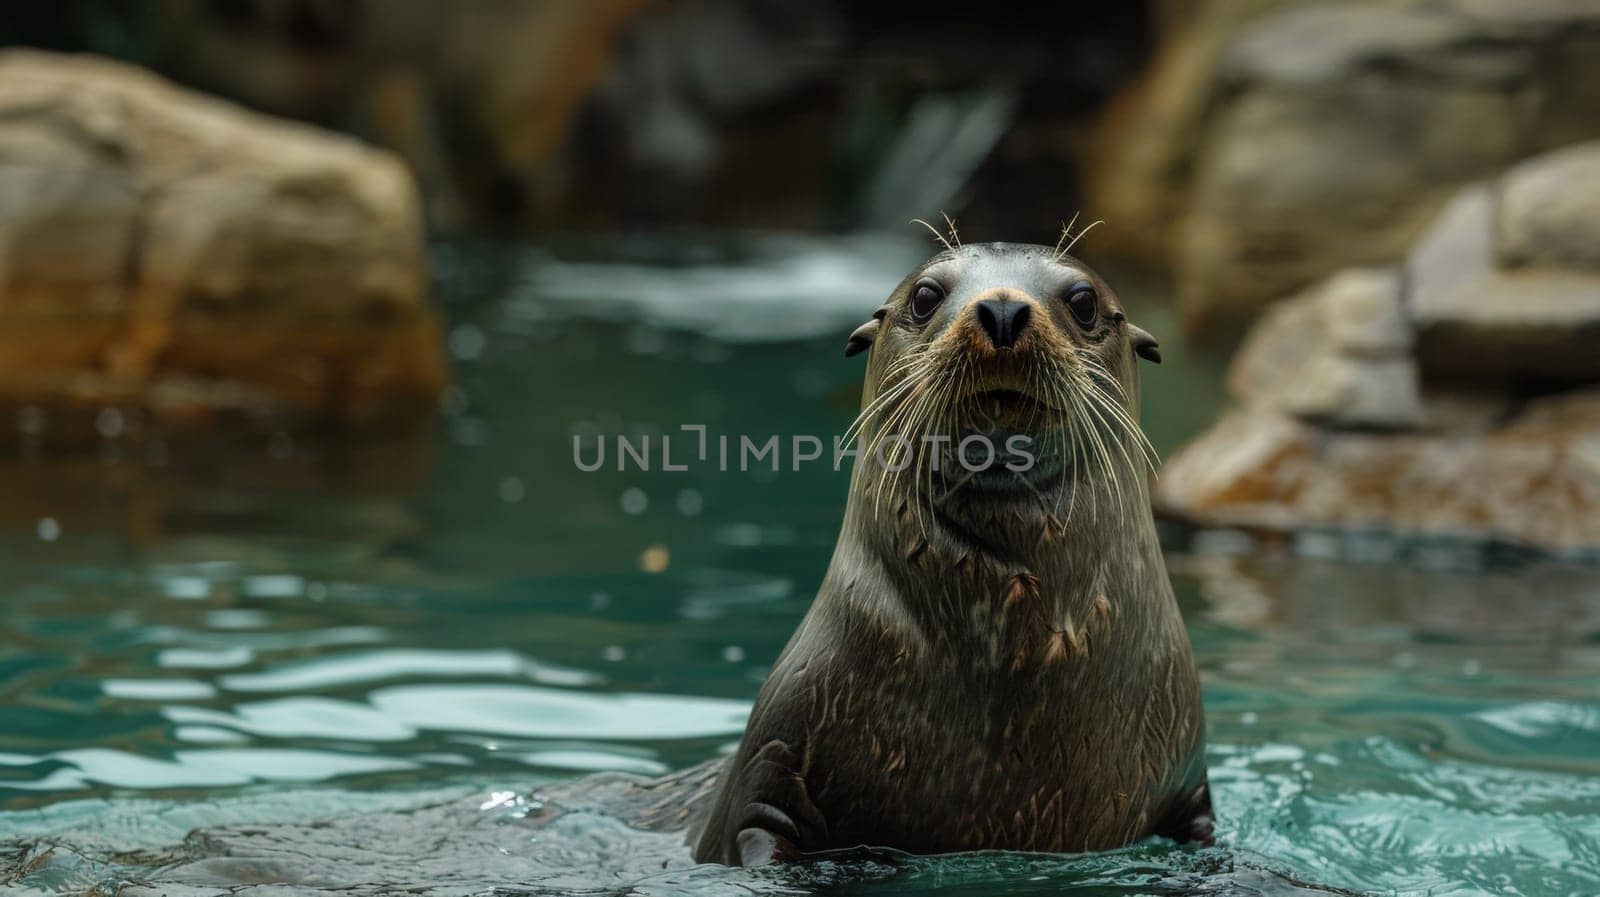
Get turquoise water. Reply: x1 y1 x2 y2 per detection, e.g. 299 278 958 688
2 237 1598 896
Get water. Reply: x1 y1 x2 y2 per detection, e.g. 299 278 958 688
1 236 1597 896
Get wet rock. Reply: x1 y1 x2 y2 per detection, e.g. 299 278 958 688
1087 0 1600 340
1159 140 1600 553
1157 388 1600 554
0 50 443 444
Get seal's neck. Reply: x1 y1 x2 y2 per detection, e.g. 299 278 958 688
834 451 1172 672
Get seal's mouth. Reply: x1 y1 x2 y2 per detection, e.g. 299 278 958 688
963 386 1061 428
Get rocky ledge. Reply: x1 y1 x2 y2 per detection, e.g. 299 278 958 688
0 50 444 447
1156 141 1600 556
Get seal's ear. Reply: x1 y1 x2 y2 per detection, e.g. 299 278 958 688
844 307 889 358
1129 324 1161 364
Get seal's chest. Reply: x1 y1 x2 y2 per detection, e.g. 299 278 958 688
802 675 1174 854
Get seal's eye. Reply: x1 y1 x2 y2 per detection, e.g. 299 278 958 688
1065 286 1097 329
910 282 944 322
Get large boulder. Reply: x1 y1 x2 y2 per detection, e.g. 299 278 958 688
1156 141 1600 555
1409 182 1600 385
1087 0 1600 342
0 50 444 445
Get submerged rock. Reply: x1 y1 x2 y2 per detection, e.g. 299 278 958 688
1157 141 1600 554
0 50 444 445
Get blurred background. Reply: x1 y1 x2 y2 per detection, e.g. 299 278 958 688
2 2 1600 895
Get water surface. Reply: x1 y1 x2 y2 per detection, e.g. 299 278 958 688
1 236 1597 896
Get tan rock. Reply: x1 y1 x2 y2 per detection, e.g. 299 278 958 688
1409 183 1600 384
1089 0 1600 340
1155 388 1600 554
1497 142 1600 271
0 50 444 442
1083 0 1296 268
1159 137 1600 554
1227 268 1420 428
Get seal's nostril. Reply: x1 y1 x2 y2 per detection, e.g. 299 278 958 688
976 298 1029 348
1011 303 1031 341
976 301 1002 346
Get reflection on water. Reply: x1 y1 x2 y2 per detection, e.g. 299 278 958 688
1 236 1598 896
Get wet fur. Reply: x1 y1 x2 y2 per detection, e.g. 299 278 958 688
692 243 1212 864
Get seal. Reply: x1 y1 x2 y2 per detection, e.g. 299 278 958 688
691 240 1212 865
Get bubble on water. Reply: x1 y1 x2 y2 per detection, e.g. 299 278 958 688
36 517 60 542
619 488 648 515
601 645 626 662
1462 658 1482 676
1241 711 1259 725
722 645 745 663
676 488 703 516
589 591 611 612
449 323 487 360
480 790 518 811
498 476 525 504
638 544 669 573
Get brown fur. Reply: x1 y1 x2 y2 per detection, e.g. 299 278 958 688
692 243 1211 865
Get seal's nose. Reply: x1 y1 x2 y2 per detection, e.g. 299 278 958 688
975 298 1031 349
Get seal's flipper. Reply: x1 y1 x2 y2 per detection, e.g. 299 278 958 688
1154 778 1215 846
695 739 828 865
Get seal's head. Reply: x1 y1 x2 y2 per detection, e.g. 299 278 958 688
844 242 1161 518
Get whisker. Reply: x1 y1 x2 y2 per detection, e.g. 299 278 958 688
910 218 953 252
1052 211 1081 262
940 212 962 248
1062 218 1103 255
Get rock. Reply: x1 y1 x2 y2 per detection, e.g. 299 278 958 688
1087 0 1600 341
1497 143 1600 271
1155 388 1600 554
0 50 443 444
1228 268 1420 428
1083 0 1295 268
1408 161 1600 385
1159 140 1600 553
